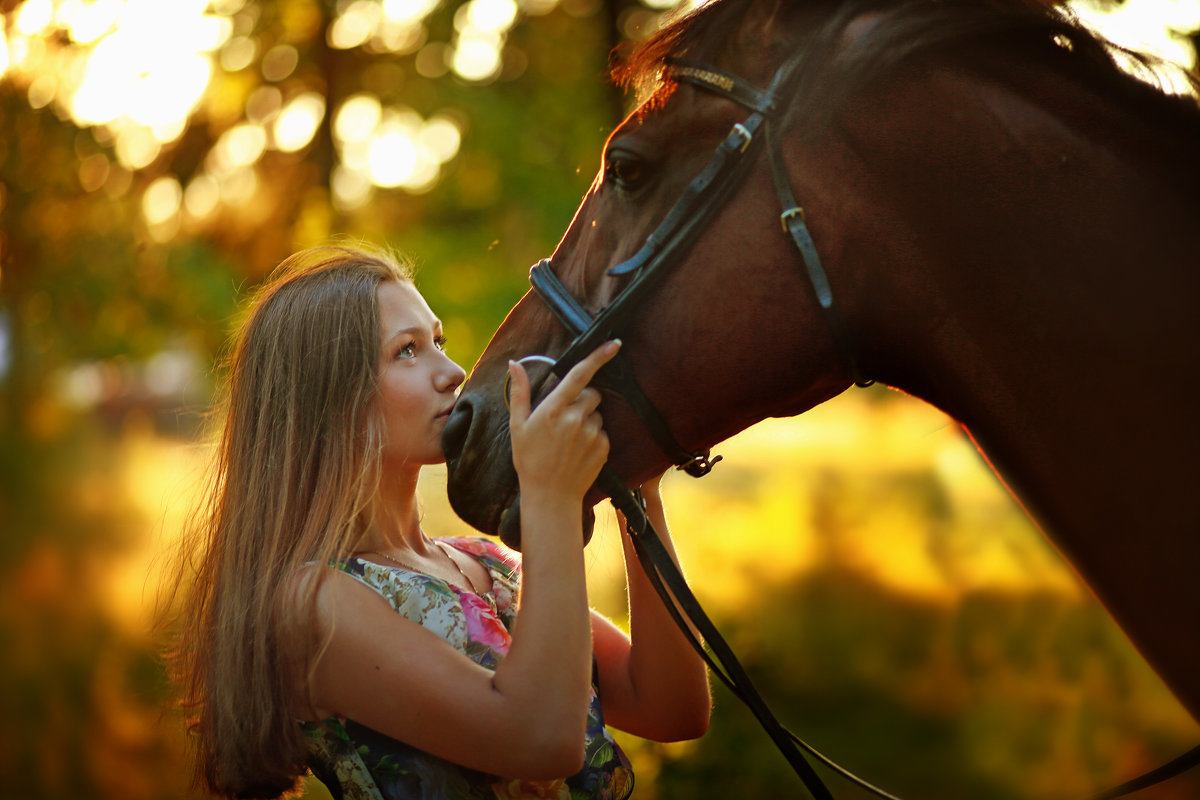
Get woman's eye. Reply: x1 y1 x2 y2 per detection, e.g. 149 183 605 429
605 152 648 190
396 342 416 359
434 336 447 352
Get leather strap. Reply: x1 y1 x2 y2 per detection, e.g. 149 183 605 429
667 57 779 115
766 118 873 387
1088 745 1200 800
601 469 841 800
531 262 722 477
603 468 910 799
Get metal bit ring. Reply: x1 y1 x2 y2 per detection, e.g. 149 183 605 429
502 355 558 412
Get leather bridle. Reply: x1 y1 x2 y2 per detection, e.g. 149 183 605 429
518 50 1199 800
528 49 870 478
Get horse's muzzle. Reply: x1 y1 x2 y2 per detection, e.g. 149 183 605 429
442 389 596 550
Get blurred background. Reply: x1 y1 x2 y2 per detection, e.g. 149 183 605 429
1 0 1198 797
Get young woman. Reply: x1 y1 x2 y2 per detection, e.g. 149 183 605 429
165 245 709 799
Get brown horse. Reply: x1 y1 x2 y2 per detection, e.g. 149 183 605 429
442 0 1200 722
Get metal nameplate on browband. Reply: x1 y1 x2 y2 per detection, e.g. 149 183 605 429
669 64 735 93
666 58 779 115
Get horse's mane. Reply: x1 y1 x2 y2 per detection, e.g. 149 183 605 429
613 0 1200 146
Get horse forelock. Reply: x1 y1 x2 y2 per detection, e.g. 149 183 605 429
610 0 796 106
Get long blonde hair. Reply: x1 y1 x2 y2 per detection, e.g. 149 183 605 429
164 245 413 797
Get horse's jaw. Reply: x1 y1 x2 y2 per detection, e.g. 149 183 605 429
493 492 597 551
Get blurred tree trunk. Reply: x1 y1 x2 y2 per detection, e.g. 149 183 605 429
311 0 344 235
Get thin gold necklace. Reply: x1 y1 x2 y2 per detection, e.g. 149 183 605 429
365 542 483 595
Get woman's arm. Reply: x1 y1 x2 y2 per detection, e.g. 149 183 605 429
302 341 620 780
592 475 712 741
305 572 586 778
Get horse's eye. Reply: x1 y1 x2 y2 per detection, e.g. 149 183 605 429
604 151 648 190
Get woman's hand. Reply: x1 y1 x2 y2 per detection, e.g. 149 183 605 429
507 340 620 502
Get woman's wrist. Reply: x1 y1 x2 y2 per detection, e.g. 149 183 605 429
518 484 583 517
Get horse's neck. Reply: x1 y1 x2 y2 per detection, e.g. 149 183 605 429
896 216 1200 717
836 59 1200 718
850 62 1200 533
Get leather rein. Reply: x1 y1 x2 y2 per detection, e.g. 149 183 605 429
522 51 1200 800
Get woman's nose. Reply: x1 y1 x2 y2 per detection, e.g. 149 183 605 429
437 354 467 393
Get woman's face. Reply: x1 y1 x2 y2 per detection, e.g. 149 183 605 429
375 280 466 467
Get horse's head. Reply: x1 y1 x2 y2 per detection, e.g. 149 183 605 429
443 0 895 546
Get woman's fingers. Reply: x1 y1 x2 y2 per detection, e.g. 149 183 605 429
507 359 532 424
574 386 603 414
545 340 620 410
507 341 620 497
510 340 619 426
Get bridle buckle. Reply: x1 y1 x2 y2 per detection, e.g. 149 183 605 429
732 123 753 153
780 206 805 232
676 450 723 478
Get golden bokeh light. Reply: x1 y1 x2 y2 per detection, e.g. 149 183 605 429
329 0 381 50
518 0 560 16
332 164 374 210
15 0 53 36
219 164 259 206
67 1 222 129
331 95 463 199
385 0 443 24
273 91 326 152
112 123 161 170
420 114 464 161
464 0 519 31
377 16 429 53
259 43 298 81
219 33 257 71
184 173 221 219
58 0 123 45
335 92 384 143
141 176 182 227
368 123 421 187
212 122 267 172
451 30 503 81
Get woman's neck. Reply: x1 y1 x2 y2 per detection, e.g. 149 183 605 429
366 465 425 551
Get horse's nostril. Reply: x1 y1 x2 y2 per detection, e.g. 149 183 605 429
442 396 473 463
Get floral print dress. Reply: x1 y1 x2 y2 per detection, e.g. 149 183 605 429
301 537 634 800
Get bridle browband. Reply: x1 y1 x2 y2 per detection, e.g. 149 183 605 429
521 50 1199 800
